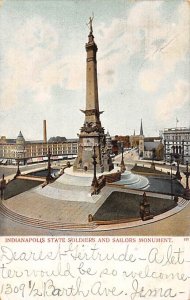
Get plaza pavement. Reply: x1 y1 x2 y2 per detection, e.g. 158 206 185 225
0 160 189 236
0 199 190 236
0 166 150 225
1 182 189 235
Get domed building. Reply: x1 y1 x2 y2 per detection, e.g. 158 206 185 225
16 131 25 145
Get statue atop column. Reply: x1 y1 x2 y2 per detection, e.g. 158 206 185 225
87 14 94 34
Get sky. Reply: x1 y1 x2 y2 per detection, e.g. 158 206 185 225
0 0 190 140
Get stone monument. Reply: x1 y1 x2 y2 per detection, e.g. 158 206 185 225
73 17 113 173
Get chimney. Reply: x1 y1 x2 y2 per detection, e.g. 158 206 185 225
43 120 47 143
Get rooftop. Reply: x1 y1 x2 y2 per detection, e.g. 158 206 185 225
164 127 190 132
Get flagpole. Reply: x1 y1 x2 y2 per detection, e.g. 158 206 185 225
176 118 179 128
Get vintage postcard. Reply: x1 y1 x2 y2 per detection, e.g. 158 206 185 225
0 0 190 299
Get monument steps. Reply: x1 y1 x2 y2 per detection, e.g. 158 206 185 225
57 173 92 187
178 198 188 207
0 203 97 231
112 171 149 190
35 184 96 203
91 186 113 207
90 193 102 202
48 181 90 192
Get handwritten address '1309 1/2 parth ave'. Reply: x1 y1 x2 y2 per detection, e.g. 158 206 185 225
0 237 189 300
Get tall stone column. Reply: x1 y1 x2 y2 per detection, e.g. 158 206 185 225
73 18 113 173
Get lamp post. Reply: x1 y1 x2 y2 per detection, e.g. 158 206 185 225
164 139 166 162
183 161 190 200
150 148 156 170
170 153 173 200
174 153 182 181
14 147 26 177
0 174 6 201
46 147 52 183
140 192 153 221
120 142 126 173
182 139 184 165
14 149 21 177
91 146 99 194
16 158 21 177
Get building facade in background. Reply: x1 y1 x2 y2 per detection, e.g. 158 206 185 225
130 119 164 160
130 119 144 157
0 131 78 165
143 137 164 160
163 127 190 164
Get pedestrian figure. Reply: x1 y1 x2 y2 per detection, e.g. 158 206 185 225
0 174 6 200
